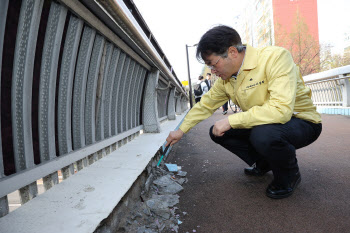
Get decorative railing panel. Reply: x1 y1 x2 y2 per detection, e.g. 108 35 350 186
304 65 350 107
0 0 188 217
84 34 105 146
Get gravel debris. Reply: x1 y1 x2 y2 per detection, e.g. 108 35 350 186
116 163 188 233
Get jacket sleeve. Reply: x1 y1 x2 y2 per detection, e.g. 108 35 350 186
228 49 297 129
179 80 229 133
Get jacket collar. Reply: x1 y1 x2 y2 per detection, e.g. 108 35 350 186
230 44 258 98
241 44 258 71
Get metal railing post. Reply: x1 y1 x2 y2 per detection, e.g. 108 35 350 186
175 93 182 115
340 75 350 107
167 88 176 120
142 69 161 133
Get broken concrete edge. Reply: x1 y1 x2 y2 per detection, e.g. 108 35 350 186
93 164 152 233
93 153 164 233
0 110 188 233
95 156 188 233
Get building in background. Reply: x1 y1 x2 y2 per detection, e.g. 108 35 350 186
236 0 319 48
344 30 350 56
235 0 320 75
204 0 348 75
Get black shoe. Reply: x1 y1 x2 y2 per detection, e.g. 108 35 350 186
266 172 301 199
244 161 271 176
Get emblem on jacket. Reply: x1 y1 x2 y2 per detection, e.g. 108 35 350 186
246 80 265 89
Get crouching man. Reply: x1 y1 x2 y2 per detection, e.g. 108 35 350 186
166 25 322 199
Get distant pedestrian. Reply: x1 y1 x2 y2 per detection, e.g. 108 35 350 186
166 25 322 199
222 101 228 115
205 73 212 90
194 75 209 103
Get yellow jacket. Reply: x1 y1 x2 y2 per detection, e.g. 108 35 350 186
179 45 321 134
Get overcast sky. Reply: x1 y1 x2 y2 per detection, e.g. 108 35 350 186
317 0 349 53
133 0 349 82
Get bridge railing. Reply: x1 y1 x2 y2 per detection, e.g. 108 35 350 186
0 0 188 217
304 65 350 114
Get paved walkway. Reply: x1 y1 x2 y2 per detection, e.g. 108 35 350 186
167 111 350 233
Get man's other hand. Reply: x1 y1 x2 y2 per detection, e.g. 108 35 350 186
212 117 231 137
165 129 184 147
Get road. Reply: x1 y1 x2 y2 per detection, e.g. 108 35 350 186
167 111 350 233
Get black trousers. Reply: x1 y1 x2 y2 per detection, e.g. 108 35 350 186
209 117 322 184
222 101 228 111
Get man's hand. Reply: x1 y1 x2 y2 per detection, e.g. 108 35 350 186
165 129 184 147
212 117 231 137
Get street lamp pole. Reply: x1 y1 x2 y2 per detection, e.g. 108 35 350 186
186 43 197 108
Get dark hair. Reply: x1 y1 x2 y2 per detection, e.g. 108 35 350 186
206 73 211 76
198 75 204 80
196 25 243 62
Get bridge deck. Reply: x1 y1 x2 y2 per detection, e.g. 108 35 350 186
167 111 350 232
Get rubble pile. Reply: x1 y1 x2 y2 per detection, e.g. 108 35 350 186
117 164 188 233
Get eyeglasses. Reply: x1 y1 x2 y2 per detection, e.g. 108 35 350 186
207 56 222 70
207 51 228 70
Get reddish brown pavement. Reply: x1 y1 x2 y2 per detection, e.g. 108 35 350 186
166 111 350 233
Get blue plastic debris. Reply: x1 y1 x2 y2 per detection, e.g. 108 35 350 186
165 163 178 172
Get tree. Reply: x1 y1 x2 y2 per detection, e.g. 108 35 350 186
274 10 320 75
319 43 333 71
320 44 350 71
